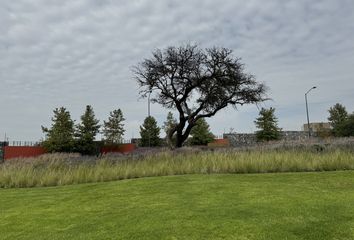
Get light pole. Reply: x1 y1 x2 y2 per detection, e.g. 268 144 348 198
148 90 152 117
148 90 152 147
305 86 317 138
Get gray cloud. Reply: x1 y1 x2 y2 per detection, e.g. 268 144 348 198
1 0 354 140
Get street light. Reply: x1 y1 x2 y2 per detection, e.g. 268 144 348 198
148 90 152 117
305 86 317 138
148 90 152 147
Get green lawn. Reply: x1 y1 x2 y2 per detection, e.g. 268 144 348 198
1 172 354 239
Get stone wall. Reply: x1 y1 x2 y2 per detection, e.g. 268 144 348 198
224 131 310 147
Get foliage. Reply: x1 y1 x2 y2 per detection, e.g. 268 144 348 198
339 113 354 137
134 44 267 147
75 105 101 155
189 118 214 145
139 116 161 147
2 141 354 187
316 122 333 139
162 112 177 147
102 109 125 144
254 107 281 141
41 107 75 153
328 103 348 136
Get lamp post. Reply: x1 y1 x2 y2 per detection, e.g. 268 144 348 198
148 90 152 117
148 90 152 147
305 86 317 137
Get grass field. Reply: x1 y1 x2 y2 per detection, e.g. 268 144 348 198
1 148 354 188
1 171 354 239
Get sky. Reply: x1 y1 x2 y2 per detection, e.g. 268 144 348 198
1 0 354 141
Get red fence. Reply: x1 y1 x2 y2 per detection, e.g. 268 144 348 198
4 146 47 160
100 144 136 154
3 144 136 160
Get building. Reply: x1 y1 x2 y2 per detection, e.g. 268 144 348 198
303 122 331 132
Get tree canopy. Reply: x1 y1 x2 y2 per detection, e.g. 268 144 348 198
254 107 281 141
328 103 348 137
103 109 125 144
162 112 177 147
139 116 161 147
189 118 214 146
75 105 100 155
42 107 75 153
134 44 267 147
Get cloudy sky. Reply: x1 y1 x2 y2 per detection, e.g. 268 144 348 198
1 0 354 141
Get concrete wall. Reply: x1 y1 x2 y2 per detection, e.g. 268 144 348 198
224 131 310 147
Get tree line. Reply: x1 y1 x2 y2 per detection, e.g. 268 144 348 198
41 44 353 152
42 106 125 155
254 103 354 142
140 112 214 147
42 106 215 155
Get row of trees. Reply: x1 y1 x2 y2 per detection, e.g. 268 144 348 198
42 106 215 154
254 103 354 142
139 112 214 147
41 45 352 150
42 106 125 154
42 44 268 150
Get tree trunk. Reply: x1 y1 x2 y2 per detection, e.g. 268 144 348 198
174 121 195 148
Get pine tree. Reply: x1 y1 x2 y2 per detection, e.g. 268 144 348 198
162 112 177 146
139 116 161 147
190 118 214 146
340 113 354 137
75 105 100 155
328 103 348 136
102 109 125 144
42 107 75 152
254 107 281 141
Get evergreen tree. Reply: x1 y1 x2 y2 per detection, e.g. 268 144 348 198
42 107 75 152
140 116 161 147
342 113 354 137
328 103 348 136
102 109 125 144
75 105 100 155
254 107 281 141
162 112 177 146
190 118 214 146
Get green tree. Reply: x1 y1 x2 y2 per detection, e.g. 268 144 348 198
42 107 75 152
102 109 125 144
254 107 281 141
134 44 266 148
340 113 354 137
189 118 214 145
162 112 177 147
328 103 348 136
140 116 161 147
75 105 100 155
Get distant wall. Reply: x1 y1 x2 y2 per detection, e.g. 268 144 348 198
100 144 136 154
3 144 136 160
207 138 230 147
4 146 47 160
224 131 310 147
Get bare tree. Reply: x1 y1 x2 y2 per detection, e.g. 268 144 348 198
134 44 267 148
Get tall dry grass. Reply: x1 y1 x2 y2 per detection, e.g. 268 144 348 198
1 145 354 188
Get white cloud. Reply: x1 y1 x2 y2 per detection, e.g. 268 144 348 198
0 0 354 140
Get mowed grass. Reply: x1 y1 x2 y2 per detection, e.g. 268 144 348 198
1 171 354 240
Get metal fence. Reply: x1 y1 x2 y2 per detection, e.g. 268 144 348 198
7 141 42 147
5 140 133 147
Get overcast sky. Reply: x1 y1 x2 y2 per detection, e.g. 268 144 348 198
1 0 354 141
